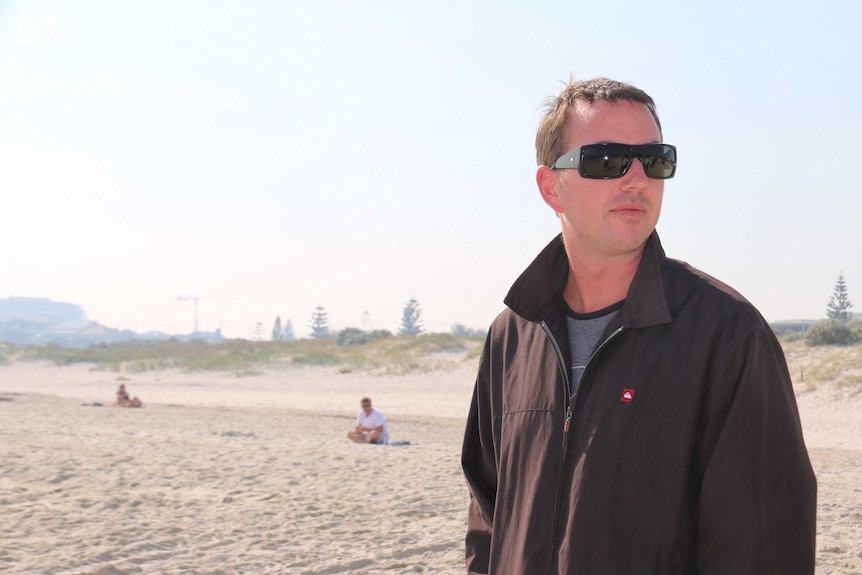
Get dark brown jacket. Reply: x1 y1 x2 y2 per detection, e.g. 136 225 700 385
462 232 816 574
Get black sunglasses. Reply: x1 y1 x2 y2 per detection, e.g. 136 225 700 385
553 143 677 180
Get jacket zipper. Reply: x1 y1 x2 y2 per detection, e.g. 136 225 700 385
540 321 624 575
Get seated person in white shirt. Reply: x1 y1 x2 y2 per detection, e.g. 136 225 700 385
347 397 389 444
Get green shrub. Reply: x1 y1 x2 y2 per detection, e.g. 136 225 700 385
338 327 368 346
337 328 393 346
368 329 393 341
451 323 488 338
779 330 804 343
805 319 858 346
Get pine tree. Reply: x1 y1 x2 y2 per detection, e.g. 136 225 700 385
826 272 854 321
308 306 330 338
399 298 423 336
272 316 283 341
283 319 296 341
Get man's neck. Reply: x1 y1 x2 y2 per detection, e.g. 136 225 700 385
562 245 645 314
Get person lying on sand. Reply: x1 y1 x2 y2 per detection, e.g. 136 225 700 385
347 397 388 444
113 384 142 408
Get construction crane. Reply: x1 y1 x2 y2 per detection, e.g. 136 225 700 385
177 296 200 333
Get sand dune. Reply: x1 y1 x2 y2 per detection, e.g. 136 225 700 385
0 361 859 574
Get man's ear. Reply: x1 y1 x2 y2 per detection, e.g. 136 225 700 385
536 165 564 214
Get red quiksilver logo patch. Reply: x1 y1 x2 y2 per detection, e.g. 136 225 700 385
621 388 636 403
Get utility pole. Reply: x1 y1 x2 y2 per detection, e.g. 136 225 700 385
177 296 199 332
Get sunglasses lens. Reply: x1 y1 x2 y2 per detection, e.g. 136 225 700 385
580 145 631 179
640 145 676 179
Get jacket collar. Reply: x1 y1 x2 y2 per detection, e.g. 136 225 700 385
504 230 672 329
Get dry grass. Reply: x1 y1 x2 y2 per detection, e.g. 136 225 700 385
781 339 862 397
3 335 856 395
2 334 484 376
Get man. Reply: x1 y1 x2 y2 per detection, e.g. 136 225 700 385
347 397 389 444
461 78 816 574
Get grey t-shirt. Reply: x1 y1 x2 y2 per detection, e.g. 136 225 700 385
566 301 623 404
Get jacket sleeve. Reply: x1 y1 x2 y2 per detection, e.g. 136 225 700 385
461 337 497 575
696 324 817 574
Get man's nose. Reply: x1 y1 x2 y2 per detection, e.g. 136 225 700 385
622 157 649 189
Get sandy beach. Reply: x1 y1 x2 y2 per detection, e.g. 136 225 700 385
1 357 860 574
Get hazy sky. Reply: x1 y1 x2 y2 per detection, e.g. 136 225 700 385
2 0 859 338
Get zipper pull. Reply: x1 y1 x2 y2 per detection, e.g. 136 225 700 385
564 405 573 433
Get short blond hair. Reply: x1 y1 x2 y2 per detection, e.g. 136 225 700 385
535 77 662 167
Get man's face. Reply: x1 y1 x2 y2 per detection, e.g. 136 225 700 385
361 401 372 415
546 99 665 259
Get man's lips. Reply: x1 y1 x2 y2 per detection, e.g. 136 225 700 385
611 203 647 214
